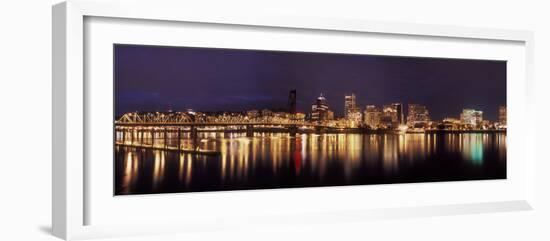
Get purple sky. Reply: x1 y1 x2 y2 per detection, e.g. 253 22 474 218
114 44 506 121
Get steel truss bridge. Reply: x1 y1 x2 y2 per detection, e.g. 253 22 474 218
114 112 339 154
115 111 332 128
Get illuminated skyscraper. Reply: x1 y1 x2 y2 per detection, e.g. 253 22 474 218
382 104 399 127
461 109 483 127
407 104 430 128
392 103 404 125
311 93 330 121
498 106 507 126
344 94 358 118
364 105 382 128
344 94 362 125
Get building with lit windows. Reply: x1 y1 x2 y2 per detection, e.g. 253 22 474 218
327 110 335 121
295 112 306 121
311 93 331 121
499 106 507 127
344 94 362 126
261 109 273 117
461 109 483 127
381 104 399 127
364 105 382 129
347 111 362 127
407 104 430 128
344 94 360 117
442 117 462 130
393 103 404 125
247 110 260 119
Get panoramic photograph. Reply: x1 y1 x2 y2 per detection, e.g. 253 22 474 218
113 44 507 195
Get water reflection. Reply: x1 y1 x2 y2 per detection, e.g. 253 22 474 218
115 132 506 195
120 151 138 194
152 150 165 191
382 135 399 173
461 134 484 164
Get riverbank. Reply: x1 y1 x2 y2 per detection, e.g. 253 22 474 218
218 128 506 134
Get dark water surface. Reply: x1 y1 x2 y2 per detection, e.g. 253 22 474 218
115 132 506 195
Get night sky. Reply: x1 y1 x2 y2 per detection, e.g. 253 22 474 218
114 44 506 121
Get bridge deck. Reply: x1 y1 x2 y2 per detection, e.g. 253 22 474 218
115 122 315 127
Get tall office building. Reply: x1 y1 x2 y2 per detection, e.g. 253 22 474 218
461 109 483 127
407 104 430 128
288 89 297 114
344 94 362 124
382 104 399 127
364 105 382 128
344 94 358 118
311 93 330 121
498 106 507 126
392 103 404 125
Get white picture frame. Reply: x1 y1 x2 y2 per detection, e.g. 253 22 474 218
52 0 535 240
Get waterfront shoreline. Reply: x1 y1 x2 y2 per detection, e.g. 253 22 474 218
199 128 507 135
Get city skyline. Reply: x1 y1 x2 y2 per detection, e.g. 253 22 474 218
116 89 504 124
114 44 507 195
115 44 506 121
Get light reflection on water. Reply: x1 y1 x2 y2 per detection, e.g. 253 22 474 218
115 132 506 195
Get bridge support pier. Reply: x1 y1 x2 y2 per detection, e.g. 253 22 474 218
163 128 167 148
245 124 254 137
177 128 181 150
151 129 156 148
140 128 144 146
315 126 325 134
289 125 298 137
191 126 199 151
130 128 134 145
